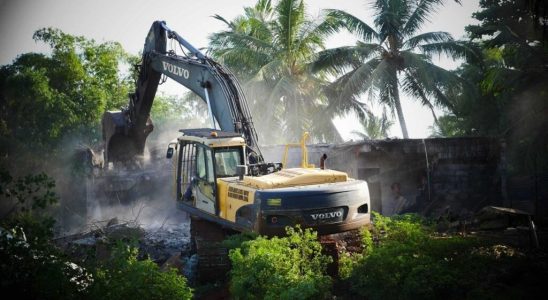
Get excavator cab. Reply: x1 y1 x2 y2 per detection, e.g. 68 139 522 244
169 129 247 216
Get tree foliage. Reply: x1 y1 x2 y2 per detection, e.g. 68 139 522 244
0 171 88 299
0 28 135 157
0 171 193 300
440 0 548 173
0 226 91 300
428 115 467 137
351 107 393 139
209 0 344 143
0 170 57 219
313 0 474 138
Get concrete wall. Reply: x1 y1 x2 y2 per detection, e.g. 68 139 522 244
262 137 502 217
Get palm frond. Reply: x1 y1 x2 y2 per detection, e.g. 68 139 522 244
373 0 408 43
402 31 453 49
419 41 480 61
276 0 305 52
209 30 275 53
402 0 450 37
212 14 233 28
376 61 399 107
401 70 439 122
400 50 460 111
251 58 284 83
310 43 382 75
340 58 384 101
351 105 393 140
293 19 327 60
324 9 379 42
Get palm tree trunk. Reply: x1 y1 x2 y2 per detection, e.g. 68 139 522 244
393 87 409 138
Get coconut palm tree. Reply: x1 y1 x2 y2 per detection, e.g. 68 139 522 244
351 107 393 140
313 0 474 138
208 0 342 143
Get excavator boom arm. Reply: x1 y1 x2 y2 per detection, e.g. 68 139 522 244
102 21 262 167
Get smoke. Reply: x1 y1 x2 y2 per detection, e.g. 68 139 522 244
74 119 200 234
43 115 206 236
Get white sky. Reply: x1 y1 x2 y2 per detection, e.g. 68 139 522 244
0 0 480 140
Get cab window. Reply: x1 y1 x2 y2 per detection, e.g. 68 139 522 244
214 147 242 177
196 146 215 183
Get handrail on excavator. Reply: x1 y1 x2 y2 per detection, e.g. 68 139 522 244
282 132 315 169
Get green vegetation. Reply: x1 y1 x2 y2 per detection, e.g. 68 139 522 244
1 226 193 300
0 28 199 171
228 226 332 300
2 169 545 299
222 213 546 299
0 170 57 219
0 28 134 155
0 171 80 299
351 107 394 139
209 0 344 142
1 0 547 299
339 212 545 299
89 244 192 300
0 171 193 300
431 0 548 173
0 225 90 300
312 0 473 138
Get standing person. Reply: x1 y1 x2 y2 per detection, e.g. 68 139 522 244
320 153 327 170
391 182 415 215
408 174 427 214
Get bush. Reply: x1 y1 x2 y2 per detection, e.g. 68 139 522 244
343 212 536 300
89 244 193 300
0 226 92 299
0 171 87 299
0 170 58 219
221 231 258 250
229 226 332 300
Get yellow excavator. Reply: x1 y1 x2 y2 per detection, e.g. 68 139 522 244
166 129 369 237
101 21 370 279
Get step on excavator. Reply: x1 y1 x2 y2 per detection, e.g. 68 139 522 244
101 21 370 281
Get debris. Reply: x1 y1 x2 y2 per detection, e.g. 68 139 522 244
105 223 145 241
106 217 119 227
475 206 530 229
473 206 539 248
161 252 185 273
71 236 96 246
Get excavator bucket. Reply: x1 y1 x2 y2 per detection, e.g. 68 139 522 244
102 21 167 168
102 111 153 169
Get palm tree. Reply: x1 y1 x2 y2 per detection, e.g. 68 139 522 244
351 107 393 140
208 0 341 143
313 0 474 138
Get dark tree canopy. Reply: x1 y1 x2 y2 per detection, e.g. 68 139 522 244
435 0 548 173
0 28 134 157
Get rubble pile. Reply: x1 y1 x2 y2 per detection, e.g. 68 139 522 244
55 214 191 265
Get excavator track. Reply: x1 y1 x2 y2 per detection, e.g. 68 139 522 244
190 214 364 281
319 229 364 277
190 216 236 283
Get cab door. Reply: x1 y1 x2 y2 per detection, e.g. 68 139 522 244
195 145 217 215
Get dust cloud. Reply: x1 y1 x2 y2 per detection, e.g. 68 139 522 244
51 114 206 237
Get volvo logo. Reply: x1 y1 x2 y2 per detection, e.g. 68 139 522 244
310 211 343 220
162 61 190 79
